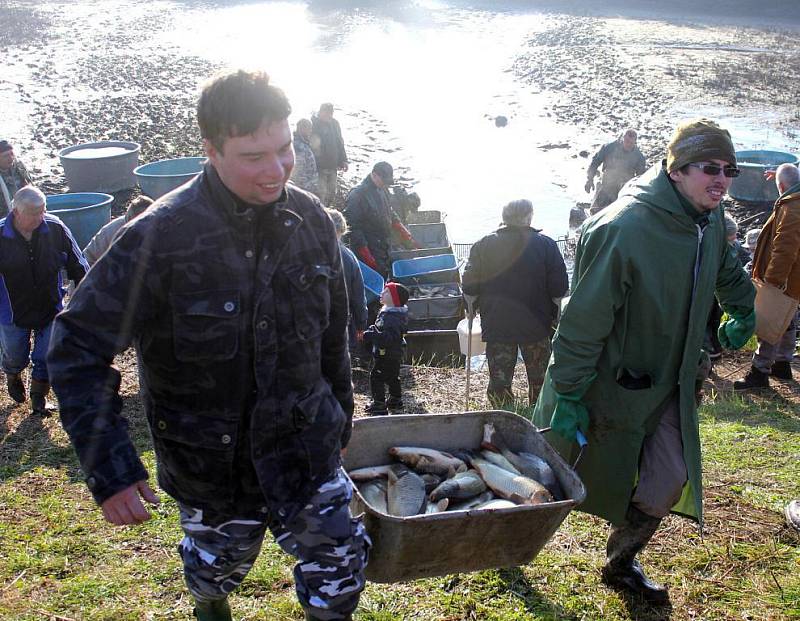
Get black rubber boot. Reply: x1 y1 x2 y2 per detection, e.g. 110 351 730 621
733 366 769 391
770 360 793 380
364 401 388 416
305 613 352 621
601 505 669 604
6 372 26 403
386 396 404 412
30 379 51 416
193 598 232 621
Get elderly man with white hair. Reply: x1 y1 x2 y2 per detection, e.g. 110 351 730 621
462 198 569 408
735 162 800 390
0 185 88 414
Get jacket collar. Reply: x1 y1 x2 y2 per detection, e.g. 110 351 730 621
1 210 50 239
777 181 800 203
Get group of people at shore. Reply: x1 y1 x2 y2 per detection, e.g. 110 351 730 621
1 68 799 620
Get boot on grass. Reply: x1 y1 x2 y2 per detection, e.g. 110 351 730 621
6 372 26 403
193 598 232 621
386 396 404 413
601 505 669 604
30 379 52 416
770 360 793 380
305 613 352 621
733 366 769 391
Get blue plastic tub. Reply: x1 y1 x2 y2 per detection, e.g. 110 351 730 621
359 259 385 303
729 150 798 203
392 253 460 286
46 193 113 248
134 157 206 199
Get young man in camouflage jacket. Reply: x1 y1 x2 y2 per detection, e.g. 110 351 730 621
49 70 369 621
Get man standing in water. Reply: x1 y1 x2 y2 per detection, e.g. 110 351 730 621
585 128 647 213
311 103 348 206
49 70 369 621
535 119 755 603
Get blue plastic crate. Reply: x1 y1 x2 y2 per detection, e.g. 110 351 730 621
392 253 460 286
358 260 384 303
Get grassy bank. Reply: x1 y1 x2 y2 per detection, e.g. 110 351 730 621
1 355 798 620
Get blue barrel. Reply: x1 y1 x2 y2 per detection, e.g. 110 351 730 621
729 150 798 203
392 253 459 286
46 193 113 249
358 260 385 303
134 157 206 199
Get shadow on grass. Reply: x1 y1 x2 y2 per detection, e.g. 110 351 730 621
700 383 800 434
496 566 577 620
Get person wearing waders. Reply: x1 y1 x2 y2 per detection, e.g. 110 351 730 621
534 119 755 603
48 70 369 621
585 129 647 214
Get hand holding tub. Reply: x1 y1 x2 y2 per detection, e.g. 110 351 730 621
549 373 596 442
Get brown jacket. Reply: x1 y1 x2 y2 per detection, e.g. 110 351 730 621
752 185 800 300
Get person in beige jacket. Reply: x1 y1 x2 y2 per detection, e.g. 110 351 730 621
735 162 800 390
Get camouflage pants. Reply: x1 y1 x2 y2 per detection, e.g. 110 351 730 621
486 339 550 408
178 468 370 620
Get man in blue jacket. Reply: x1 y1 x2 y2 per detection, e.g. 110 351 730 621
0 185 87 415
462 199 568 408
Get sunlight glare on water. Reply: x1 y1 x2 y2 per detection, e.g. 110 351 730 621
157 2 581 242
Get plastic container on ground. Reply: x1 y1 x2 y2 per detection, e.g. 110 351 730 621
343 410 586 583
46 193 113 248
407 283 464 326
134 157 206 199
59 141 140 193
358 259 384 303
408 222 449 248
392 253 460 286
457 314 485 357
404 329 462 366
728 150 799 203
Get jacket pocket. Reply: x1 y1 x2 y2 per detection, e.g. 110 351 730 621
170 289 240 362
283 263 335 341
150 409 237 504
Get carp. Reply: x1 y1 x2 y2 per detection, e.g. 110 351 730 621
387 465 427 517
388 446 467 478
429 470 487 502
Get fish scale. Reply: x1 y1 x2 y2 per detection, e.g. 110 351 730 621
387 467 427 517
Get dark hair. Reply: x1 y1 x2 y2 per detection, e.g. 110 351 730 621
126 195 154 221
197 70 291 152
319 102 334 114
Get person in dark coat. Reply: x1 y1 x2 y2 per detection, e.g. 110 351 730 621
585 129 647 214
343 162 417 278
462 199 568 408
326 208 368 363
310 103 348 206
48 70 369 621
363 282 409 415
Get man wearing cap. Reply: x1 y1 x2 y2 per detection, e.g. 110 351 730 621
585 129 648 214
0 185 88 415
0 141 34 218
344 162 417 277
735 162 800 389
534 119 755 603
311 103 348 207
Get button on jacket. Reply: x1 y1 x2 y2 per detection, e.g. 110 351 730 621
49 164 354 521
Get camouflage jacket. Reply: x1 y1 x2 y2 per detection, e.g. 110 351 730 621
290 132 319 194
0 160 34 217
49 164 354 520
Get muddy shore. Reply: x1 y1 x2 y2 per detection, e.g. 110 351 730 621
2 1 800 224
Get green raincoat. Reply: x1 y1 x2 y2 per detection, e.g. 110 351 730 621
533 165 755 526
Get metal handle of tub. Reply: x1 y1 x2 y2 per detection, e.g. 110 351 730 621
537 427 588 470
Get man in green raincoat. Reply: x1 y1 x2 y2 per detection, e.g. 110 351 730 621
533 119 755 603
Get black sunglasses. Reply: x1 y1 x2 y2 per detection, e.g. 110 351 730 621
687 162 741 178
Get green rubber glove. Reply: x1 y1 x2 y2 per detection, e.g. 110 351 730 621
718 308 756 350
550 396 590 442
549 373 596 442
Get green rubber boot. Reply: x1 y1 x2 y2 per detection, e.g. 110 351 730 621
193 598 232 621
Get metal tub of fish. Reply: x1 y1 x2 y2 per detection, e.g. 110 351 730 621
408 222 449 248
59 141 141 193
407 282 464 331
343 410 586 583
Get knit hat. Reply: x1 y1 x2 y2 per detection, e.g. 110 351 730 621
665 118 736 173
385 282 409 307
0 140 12 154
724 215 738 236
